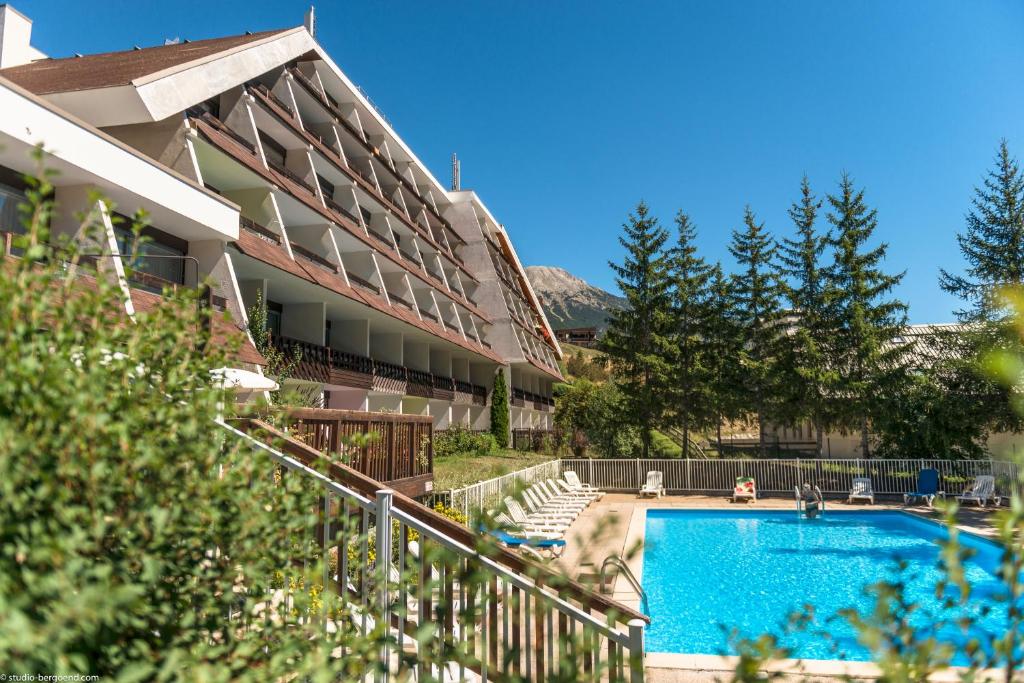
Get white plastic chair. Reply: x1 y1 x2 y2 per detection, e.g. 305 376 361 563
848 477 875 505
639 471 665 498
956 475 1000 507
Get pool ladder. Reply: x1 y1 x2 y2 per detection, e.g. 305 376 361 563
795 485 825 514
599 555 650 616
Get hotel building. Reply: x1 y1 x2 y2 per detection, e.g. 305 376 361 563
0 5 561 433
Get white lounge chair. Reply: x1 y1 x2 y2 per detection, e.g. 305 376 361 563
848 477 875 505
639 471 665 498
523 486 584 517
504 497 572 531
541 479 596 505
535 480 589 506
552 478 603 502
733 476 756 502
494 512 563 540
564 471 604 496
956 475 1000 507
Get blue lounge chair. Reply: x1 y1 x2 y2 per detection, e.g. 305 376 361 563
482 525 566 556
903 468 945 507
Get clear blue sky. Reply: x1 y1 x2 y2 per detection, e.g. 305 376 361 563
15 1 1024 323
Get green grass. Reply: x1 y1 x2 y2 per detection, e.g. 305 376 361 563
650 430 683 458
433 448 558 491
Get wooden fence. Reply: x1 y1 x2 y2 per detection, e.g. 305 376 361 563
284 408 433 497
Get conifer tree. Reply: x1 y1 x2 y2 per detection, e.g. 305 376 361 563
490 370 510 448
777 177 833 456
826 174 908 458
935 140 1024 438
728 207 784 457
704 263 745 451
666 211 714 457
600 201 673 458
940 140 1024 323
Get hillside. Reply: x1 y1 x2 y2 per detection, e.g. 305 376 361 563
525 266 626 332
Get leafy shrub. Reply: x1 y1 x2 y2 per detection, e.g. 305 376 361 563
433 501 469 525
434 424 497 459
0 159 383 679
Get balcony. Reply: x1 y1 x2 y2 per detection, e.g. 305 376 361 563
243 84 483 305
286 71 463 246
347 272 380 295
511 387 554 411
239 216 281 244
270 334 487 404
283 406 433 497
291 242 338 273
267 159 317 196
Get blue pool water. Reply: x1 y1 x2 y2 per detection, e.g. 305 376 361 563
642 510 1008 662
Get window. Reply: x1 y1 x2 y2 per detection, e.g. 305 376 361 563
266 300 283 338
359 205 372 226
114 219 188 289
325 319 332 347
0 166 27 236
316 174 335 200
258 130 287 167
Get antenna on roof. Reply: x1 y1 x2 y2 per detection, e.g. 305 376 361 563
451 153 460 191
304 6 316 37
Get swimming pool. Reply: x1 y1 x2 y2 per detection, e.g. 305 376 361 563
642 509 1007 662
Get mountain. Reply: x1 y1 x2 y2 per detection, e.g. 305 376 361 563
524 266 626 332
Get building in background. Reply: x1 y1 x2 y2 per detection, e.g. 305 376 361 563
0 4 561 434
554 326 599 348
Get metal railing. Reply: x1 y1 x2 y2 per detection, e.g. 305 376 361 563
443 458 1022 518
221 419 646 682
559 458 1022 498
448 460 563 520
600 556 649 616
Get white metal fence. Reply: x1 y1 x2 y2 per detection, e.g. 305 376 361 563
444 458 1021 508
222 422 645 682
447 460 562 520
561 457 1022 498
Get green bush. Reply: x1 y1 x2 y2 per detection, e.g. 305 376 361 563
434 424 497 459
0 160 383 679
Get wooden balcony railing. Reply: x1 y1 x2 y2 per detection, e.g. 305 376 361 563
239 216 281 244
253 83 295 118
270 334 487 406
283 407 433 496
268 159 316 195
324 195 359 225
347 273 380 295
367 227 393 246
291 242 338 272
389 293 414 310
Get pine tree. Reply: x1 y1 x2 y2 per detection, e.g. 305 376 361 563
940 140 1024 323
490 370 510 448
777 177 833 456
666 211 714 457
704 263 745 451
728 206 784 457
826 174 908 458
600 201 673 458
935 140 1024 439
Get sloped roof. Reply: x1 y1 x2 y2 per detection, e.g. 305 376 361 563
0 29 290 94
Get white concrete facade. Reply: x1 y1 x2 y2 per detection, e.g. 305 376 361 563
0 7 562 431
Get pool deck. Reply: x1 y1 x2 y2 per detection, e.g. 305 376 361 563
554 493 1008 682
